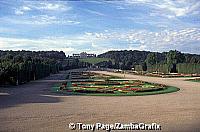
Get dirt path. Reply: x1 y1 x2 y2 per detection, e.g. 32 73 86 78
0 71 200 132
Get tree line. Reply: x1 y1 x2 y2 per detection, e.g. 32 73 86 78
97 50 200 73
0 50 89 86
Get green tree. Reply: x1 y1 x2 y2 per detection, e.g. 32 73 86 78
166 50 185 64
145 53 158 66
166 50 185 73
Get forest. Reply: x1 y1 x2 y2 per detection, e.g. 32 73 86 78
0 50 89 86
97 50 200 73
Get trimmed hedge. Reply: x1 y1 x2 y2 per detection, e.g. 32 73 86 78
147 64 170 73
177 63 200 74
135 63 200 74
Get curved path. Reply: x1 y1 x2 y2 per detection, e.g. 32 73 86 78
0 71 199 132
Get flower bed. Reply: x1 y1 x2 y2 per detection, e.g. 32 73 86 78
52 78 179 96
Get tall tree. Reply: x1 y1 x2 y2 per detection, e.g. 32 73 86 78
145 52 158 66
166 50 185 64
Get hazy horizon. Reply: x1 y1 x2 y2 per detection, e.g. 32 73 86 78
0 0 200 55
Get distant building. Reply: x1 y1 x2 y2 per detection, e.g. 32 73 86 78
80 52 87 58
70 52 96 58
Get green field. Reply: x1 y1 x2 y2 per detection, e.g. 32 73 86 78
79 57 112 64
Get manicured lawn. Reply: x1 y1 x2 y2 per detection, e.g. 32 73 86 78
79 57 112 64
185 79 200 82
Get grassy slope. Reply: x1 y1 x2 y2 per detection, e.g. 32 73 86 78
79 57 112 64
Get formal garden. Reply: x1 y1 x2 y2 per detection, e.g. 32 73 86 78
52 72 179 96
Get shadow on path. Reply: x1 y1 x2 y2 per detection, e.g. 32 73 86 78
0 72 68 109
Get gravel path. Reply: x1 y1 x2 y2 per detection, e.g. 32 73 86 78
0 71 200 132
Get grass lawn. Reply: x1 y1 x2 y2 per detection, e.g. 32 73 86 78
79 57 112 64
185 79 200 82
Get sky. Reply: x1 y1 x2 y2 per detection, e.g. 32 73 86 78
0 0 200 55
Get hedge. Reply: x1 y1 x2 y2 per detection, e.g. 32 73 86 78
177 63 200 74
135 63 200 74
146 64 170 73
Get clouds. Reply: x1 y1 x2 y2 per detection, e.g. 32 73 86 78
0 0 199 55
15 6 31 15
1 15 80 26
84 28 200 53
153 0 200 17
0 35 91 54
34 2 71 11
122 0 200 19
14 1 71 15
84 9 106 16
4 1 79 26
19 15 80 25
0 27 200 55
